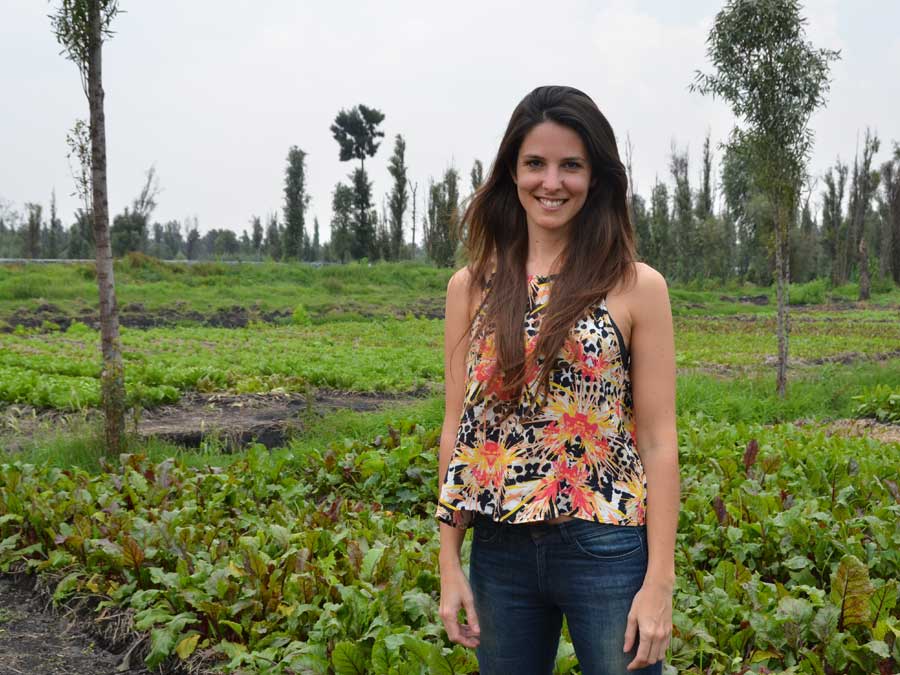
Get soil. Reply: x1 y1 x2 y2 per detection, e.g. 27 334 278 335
676 349 900 379
1 386 433 454
0 298 446 333
0 574 147 675
762 349 900 368
810 417 900 445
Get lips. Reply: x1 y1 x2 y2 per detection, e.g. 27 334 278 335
537 197 567 208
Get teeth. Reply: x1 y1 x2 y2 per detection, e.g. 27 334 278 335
539 198 565 207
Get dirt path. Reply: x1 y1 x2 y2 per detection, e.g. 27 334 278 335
812 417 900 445
1 386 434 454
0 575 145 675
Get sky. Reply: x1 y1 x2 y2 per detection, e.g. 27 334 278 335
2 0 899 242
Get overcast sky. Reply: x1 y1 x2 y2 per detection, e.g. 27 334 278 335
2 1 898 242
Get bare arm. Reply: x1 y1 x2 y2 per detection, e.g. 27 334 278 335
623 263 679 669
438 266 473 563
437 266 481 648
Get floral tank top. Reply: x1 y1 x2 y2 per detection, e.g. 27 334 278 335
435 273 648 529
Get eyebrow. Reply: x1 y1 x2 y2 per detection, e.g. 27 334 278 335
521 154 586 162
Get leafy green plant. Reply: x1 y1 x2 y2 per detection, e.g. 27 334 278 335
853 384 900 423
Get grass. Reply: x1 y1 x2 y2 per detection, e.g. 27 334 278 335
8 359 896 474
2 258 898 321
0 258 453 318
676 358 900 424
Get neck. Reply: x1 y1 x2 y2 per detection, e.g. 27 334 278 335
526 226 569 275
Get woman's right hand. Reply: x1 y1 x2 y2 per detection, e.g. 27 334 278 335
439 559 481 648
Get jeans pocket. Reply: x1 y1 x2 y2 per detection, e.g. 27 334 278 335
472 518 503 545
571 525 644 561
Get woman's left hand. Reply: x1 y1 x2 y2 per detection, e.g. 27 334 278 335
623 579 673 670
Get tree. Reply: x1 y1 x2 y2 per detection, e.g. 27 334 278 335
52 0 126 453
846 129 880 300
470 159 484 193
47 190 65 258
330 183 355 263
283 146 310 261
67 208 94 258
214 229 239 257
649 180 671 277
111 208 147 255
151 221 164 258
185 217 200 260
162 220 182 259
879 145 900 284
350 168 376 259
330 105 385 171
331 105 384 260
264 213 282 261
821 160 848 285
622 136 651 261
386 134 408 261
24 203 42 259
408 180 419 254
669 144 695 280
250 215 263 259
312 216 320 261
424 168 459 267
692 0 839 397
696 132 714 222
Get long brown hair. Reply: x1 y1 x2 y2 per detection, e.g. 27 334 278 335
458 85 637 409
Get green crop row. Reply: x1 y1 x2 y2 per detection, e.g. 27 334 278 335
2 303 899 411
853 384 900 423
0 319 444 409
1 415 898 673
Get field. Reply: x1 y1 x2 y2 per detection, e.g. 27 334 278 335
1 258 899 674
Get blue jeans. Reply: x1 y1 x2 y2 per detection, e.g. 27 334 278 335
469 513 663 675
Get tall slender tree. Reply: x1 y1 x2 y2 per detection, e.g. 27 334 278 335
24 203 42 259
250 215 263 259
470 159 484 193
312 216 320 261
821 161 849 285
649 180 671 277
408 179 419 254
52 0 126 452
879 145 900 284
669 144 694 280
264 213 282 261
386 134 408 261
847 129 880 300
693 0 839 397
47 190 65 258
283 146 310 261
330 183 355 263
331 105 384 260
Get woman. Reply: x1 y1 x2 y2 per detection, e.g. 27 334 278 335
435 86 679 674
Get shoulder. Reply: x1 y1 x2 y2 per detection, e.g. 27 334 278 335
631 262 668 297
628 262 671 325
446 266 480 323
447 266 474 294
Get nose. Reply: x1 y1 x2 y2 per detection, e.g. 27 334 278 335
542 166 562 191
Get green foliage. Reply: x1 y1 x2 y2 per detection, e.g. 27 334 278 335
789 278 828 305
853 385 900 423
291 303 311 326
1 416 898 673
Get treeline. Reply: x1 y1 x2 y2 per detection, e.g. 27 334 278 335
2 124 898 288
628 131 900 288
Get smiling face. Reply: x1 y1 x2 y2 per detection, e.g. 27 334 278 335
514 120 592 236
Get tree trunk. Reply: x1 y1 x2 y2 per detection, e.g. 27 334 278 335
89 0 126 455
858 236 870 300
774 202 790 398
880 209 893 282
